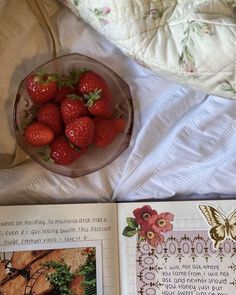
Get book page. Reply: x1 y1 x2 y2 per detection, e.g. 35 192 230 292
118 200 236 295
0 203 119 295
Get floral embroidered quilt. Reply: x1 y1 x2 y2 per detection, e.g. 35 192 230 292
61 0 236 99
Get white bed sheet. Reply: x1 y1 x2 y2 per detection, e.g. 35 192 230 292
0 5 235 204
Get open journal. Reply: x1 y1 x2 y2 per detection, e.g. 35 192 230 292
0 199 235 295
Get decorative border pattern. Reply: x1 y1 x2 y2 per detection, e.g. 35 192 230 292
136 231 236 295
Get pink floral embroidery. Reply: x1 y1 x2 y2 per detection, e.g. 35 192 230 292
184 62 196 73
91 7 111 26
101 7 111 14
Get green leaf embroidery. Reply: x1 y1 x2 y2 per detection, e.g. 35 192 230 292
179 21 215 75
89 7 111 27
219 80 236 94
126 217 138 230
122 226 137 237
91 7 111 19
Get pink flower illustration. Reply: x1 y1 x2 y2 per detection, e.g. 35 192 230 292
123 205 174 248
133 205 157 226
151 212 174 233
139 223 164 247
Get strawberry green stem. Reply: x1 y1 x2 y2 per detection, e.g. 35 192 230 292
84 89 102 107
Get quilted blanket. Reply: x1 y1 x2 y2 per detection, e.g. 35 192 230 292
62 0 236 99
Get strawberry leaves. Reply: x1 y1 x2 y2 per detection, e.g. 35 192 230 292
84 89 102 107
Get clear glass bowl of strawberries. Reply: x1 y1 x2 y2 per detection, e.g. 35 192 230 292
14 53 133 177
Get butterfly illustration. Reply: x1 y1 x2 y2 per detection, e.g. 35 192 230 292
199 205 236 249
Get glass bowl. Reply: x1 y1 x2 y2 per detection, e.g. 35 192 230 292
14 53 133 178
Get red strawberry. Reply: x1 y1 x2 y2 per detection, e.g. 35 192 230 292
85 89 113 118
50 136 86 165
112 118 126 133
54 85 75 103
65 116 94 148
37 103 62 135
60 95 88 125
77 70 112 99
24 122 54 146
93 118 119 147
26 72 58 104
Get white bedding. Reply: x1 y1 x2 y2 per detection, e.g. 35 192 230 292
0 2 235 204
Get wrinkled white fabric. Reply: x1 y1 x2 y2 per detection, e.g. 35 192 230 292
0 4 235 204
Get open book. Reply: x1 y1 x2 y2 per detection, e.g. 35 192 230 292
0 199 235 295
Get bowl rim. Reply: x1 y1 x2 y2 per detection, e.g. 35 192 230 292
13 52 134 178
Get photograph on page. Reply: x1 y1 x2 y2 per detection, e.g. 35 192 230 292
118 200 236 295
0 203 119 295
0 241 102 295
